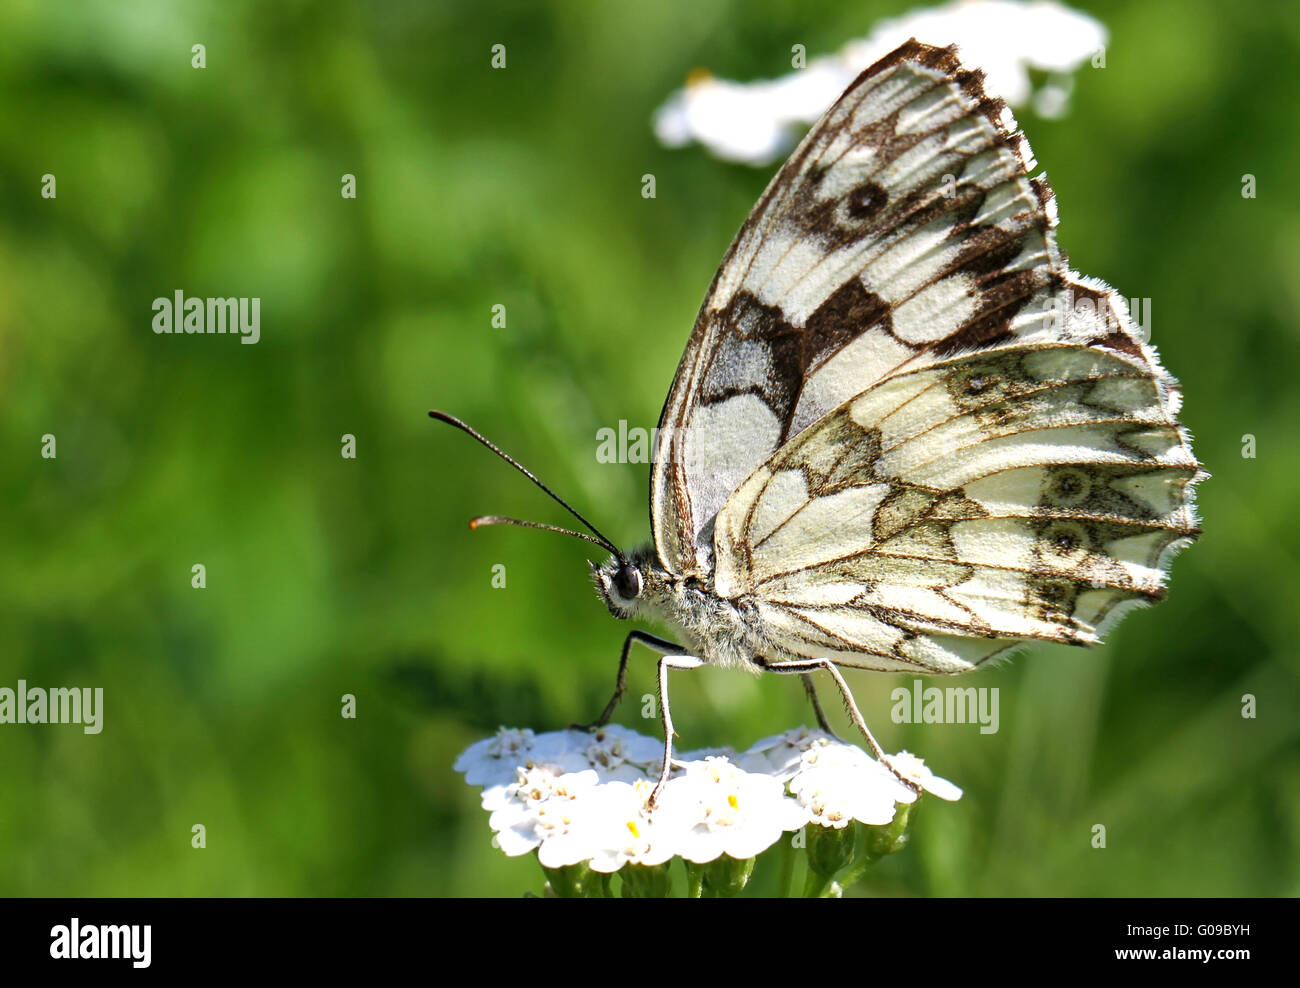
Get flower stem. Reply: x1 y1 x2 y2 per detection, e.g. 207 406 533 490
837 849 879 890
684 861 705 898
802 870 833 898
779 833 796 898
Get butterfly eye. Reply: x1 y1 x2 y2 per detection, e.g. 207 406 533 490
614 564 642 601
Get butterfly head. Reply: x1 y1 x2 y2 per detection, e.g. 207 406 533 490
591 545 666 620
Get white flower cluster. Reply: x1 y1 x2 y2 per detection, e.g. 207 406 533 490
455 724 960 873
653 0 1108 165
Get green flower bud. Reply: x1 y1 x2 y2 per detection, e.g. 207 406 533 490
620 861 673 898
807 823 856 878
863 801 913 860
543 861 606 898
700 855 756 897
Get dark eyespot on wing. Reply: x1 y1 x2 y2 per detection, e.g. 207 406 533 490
846 181 889 221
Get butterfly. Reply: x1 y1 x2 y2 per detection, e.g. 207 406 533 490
434 40 1203 804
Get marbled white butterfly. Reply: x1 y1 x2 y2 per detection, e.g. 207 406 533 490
435 40 1203 803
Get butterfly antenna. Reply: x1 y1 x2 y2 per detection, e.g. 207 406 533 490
429 410 621 556
469 515 617 551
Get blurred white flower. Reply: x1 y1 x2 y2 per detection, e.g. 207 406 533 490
653 0 1107 165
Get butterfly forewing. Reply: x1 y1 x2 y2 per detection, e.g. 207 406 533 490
652 40 1070 579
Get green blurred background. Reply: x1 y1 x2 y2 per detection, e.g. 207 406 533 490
1 0 1297 897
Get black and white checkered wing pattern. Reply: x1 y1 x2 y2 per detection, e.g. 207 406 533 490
711 342 1201 673
652 41 1068 578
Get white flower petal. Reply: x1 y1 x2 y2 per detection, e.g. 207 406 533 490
886 750 963 801
494 822 543 858
454 727 539 786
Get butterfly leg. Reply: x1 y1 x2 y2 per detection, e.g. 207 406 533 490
571 630 684 731
760 658 921 795
799 673 841 739
649 654 705 807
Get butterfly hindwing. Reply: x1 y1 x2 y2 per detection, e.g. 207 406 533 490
652 40 1067 579
710 342 1200 673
